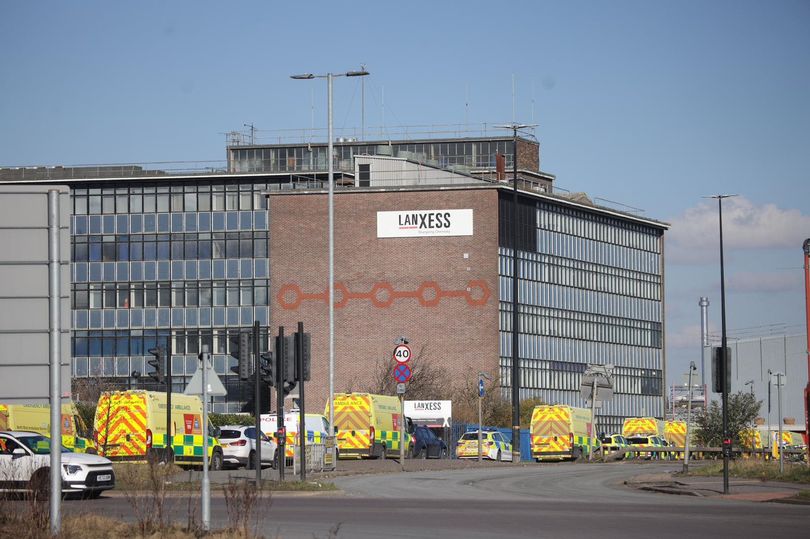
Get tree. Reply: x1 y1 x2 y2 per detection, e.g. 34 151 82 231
366 344 449 400
693 391 762 446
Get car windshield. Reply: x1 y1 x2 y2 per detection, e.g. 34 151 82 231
218 429 242 440
17 434 71 454
627 437 650 445
460 432 487 441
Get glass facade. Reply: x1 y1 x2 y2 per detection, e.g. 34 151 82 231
69 181 271 413
229 139 518 174
498 195 666 434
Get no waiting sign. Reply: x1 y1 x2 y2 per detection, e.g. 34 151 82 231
393 344 412 364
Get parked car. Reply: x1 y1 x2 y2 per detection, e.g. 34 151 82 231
411 426 447 459
218 425 277 469
0 431 115 498
456 430 513 461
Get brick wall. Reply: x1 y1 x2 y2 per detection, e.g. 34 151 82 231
269 188 501 412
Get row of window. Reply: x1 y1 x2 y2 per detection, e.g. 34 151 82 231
537 230 660 275
505 251 662 302
537 202 662 254
73 258 268 283
229 140 516 174
498 357 663 396
500 304 663 349
73 210 267 236
72 279 270 310
73 306 269 331
72 328 271 359
499 332 662 371
72 183 268 215
72 232 269 263
500 275 662 324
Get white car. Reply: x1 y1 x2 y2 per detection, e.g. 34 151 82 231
0 431 115 498
218 425 277 469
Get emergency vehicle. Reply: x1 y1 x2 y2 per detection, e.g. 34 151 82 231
325 393 412 459
94 390 223 469
0 402 97 453
622 417 667 459
664 420 688 459
599 433 630 459
261 410 330 463
456 428 513 461
530 405 596 461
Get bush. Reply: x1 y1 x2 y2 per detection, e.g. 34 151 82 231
210 413 255 428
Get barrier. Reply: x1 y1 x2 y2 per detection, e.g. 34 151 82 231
292 443 328 474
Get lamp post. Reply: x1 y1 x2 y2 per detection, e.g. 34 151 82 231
291 68 369 470
495 123 537 463
684 361 696 473
803 238 810 466
709 193 736 494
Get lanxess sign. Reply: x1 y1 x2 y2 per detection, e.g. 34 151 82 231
377 209 473 238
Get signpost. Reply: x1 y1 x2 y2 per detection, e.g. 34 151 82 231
580 364 614 461
393 338 410 471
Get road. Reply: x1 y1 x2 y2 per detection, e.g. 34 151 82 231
44 462 810 538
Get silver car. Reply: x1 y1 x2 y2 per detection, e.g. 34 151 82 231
218 425 277 469
0 431 115 498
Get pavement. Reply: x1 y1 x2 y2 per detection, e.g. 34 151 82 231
625 471 810 503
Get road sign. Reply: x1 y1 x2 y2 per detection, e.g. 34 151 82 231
396 383 406 395
394 363 412 383
478 379 485 398
393 344 412 364
580 364 614 402
185 360 228 397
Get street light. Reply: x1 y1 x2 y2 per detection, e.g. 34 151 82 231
684 361 696 473
708 193 736 494
495 122 536 464
291 68 369 470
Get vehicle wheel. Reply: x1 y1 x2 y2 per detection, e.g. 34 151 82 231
440 448 448 459
572 447 583 461
28 468 51 501
420 447 428 460
210 449 224 471
496 450 502 462
248 450 257 470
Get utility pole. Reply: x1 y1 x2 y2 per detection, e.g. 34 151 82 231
253 321 262 485
477 372 491 462
699 297 710 388
802 239 810 466
200 345 211 532
776 371 784 474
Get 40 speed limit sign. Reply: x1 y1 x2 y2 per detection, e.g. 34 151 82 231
393 344 412 364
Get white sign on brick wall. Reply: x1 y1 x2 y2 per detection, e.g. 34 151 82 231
377 209 473 238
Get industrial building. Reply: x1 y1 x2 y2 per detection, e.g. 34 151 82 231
0 128 668 434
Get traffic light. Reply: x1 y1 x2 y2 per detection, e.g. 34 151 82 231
283 335 296 383
147 345 165 384
299 332 311 382
712 346 731 394
281 379 297 397
259 351 275 387
230 331 252 381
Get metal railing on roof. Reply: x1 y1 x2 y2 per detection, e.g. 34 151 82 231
225 122 538 147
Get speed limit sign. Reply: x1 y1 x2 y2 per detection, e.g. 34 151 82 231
393 344 412 364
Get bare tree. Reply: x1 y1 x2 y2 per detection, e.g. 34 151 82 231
449 370 512 427
365 344 450 400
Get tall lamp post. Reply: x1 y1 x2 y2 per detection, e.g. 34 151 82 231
291 68 369 469
709 193 736 494
684 361 696 474
802 238 810 462
495 122 536 463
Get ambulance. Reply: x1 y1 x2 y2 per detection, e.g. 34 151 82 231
93 390 223 469
664 420 688 459
622 417 667 459
530 405 597 461
261 410 330 463
0 402 97 453
325 393 413 459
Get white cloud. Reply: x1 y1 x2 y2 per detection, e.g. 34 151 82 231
666 323 704 350
727 271 800 294
667 197 810 264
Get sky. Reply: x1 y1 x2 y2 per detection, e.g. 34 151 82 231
2 1 808 388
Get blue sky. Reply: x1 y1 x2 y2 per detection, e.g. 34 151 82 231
2 1 808 387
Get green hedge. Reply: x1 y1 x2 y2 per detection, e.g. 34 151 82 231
209 413 254 428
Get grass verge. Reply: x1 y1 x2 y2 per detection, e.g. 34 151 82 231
688 460 810 483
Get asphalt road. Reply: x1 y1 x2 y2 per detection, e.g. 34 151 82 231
34 462 810 538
